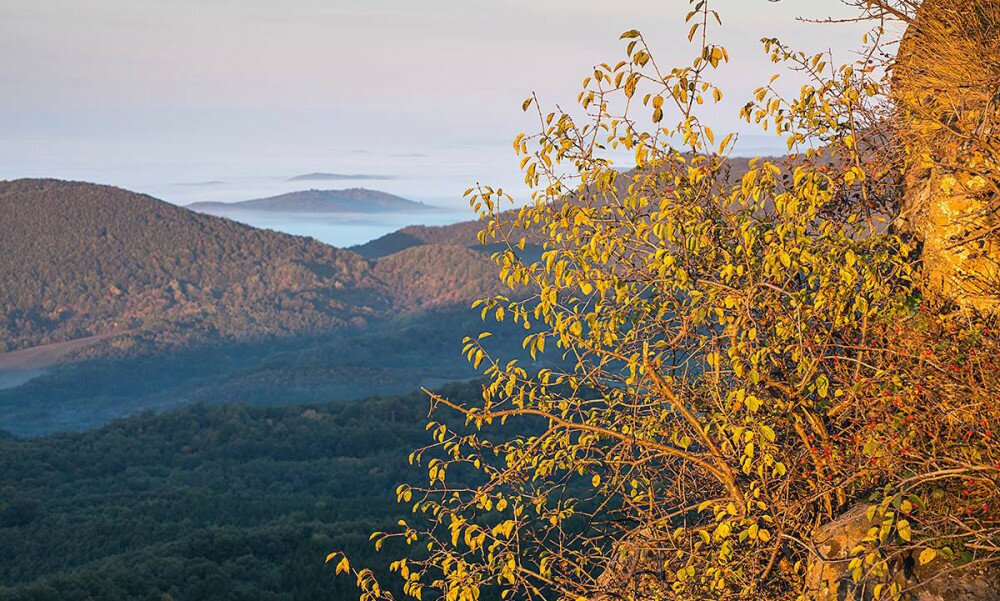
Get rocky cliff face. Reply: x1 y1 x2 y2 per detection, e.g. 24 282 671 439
893 0 1000 313
805 505 1000 601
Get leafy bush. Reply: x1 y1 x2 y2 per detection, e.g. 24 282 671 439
341 2 1000 600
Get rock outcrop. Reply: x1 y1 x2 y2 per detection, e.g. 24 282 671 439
805 505 1000 601
893 0 1000 313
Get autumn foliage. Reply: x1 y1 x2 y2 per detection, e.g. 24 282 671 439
333 1 1000 599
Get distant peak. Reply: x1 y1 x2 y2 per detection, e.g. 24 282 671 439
187 188 438 214
287 172 395 182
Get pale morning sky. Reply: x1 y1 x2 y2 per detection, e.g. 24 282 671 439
0 0 875 210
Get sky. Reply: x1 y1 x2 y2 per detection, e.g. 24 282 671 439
0 0 872 210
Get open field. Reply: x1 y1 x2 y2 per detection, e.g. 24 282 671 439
0 333 117 389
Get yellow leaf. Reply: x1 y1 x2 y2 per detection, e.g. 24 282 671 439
898 520 912 542
718 133 733 154
336 556 351 575
816 375 829 399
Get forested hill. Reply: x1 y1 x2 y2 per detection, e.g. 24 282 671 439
0 179 390 352
0 383 483 601
352 221 483 260
0 179 514 435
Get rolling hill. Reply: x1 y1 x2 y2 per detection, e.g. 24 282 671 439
0 179 517 435
352 221 484 260
0 179 388 354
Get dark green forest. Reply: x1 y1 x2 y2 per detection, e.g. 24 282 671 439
0 383 485 601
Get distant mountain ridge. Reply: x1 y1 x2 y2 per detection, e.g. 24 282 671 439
288 172 394 181
187 188 435 214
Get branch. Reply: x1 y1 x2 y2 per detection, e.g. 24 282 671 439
865 0 913 22
425 391 747 508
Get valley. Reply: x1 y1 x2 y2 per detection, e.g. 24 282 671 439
0 383 486 601
0 176 524 599
0 178 528 437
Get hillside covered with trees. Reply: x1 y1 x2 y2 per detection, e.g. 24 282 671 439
0 178 518 435
0 179 387 353
0 179 508 357
0 383 485 601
